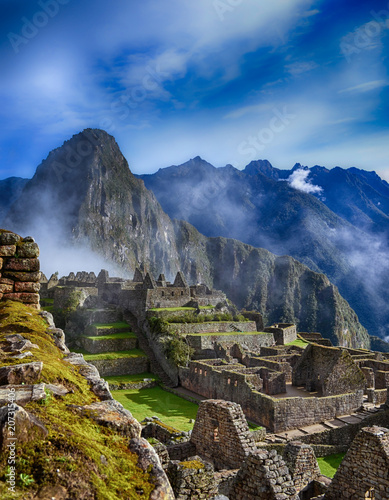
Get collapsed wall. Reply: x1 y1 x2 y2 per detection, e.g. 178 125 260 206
0 230 40 310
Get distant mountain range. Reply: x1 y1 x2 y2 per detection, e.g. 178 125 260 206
138 158 389 339
0 129 371 348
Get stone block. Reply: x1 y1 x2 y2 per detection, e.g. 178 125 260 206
3 292 40 304
0 403 47 449
0 277 14 285
17 241 39 258
0 257 2 270
0 245 16 257
0 284 13 294
3 258 40 272
14 281 40 293
3 270 41 282
0 232 21 245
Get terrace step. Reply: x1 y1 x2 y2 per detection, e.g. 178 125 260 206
84 349 149 377
85 308 123 324
81 333 138 354
85 322 131 337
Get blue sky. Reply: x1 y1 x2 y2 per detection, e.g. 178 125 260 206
0 0 388 179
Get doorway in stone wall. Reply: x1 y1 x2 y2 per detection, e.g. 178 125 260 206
365 487 375 499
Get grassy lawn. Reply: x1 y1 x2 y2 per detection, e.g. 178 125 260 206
104 372 159 384
286 338 309 348
112 386 198 431
81 349 147 361
84 332 136 340
317 453 345 478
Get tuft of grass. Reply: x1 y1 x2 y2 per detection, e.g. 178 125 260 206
188 331 269 337
149 307 196 312
112 386 198 432
317 453 345 478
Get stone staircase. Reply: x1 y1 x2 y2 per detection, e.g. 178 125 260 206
79 308 149 377
123 311 176 387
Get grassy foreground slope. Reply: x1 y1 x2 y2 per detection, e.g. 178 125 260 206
0 301 154 500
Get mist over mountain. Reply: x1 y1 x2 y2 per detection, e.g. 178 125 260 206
0 177 28 221
0 129 369 348
139 157 389 339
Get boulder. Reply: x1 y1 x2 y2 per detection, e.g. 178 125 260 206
69 400 141 439
0 361 43 385
39 310 55 328
64 353 113 401
0 403 48 449
3 258 40 272
129 438 175 500
47 327 69 354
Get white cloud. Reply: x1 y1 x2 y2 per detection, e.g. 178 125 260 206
286 168 323 194
338 80 389 94
223 103 273 120
285 61 318 76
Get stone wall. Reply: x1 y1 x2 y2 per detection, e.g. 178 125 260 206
180 361 364 432
190 399 257 470
283 442 321 494
167 457 218 500
88 356 149 377
229 448 298 499
187 331 274 355
293 344 365 396
0 230 40 309
168 321 257 335
264 324 297 345
324 426 389 500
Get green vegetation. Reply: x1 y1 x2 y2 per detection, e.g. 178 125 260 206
286 338 309 348
84 332 136 340
0 300 154 499
149 307 196 312
92 322 131 330
104 373 159 384
82 349 147 361
247 422 263 431
112 386 198 432
317 453 345 478
163 332 194 367
179 460 204 470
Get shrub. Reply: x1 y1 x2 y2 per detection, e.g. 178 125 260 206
164 333 194 367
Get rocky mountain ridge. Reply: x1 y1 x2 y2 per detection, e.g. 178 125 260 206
1 129 370 347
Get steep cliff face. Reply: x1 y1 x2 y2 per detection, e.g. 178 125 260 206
3 129 369 347
4 129 181 278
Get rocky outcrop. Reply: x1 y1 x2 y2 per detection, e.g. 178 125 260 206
0 361 43 385
129 438 175 500
69 400 141 439
0 404 48 449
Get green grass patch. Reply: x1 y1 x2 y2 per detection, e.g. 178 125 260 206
82 349 147 361
286 338 309 348
112 386 198 432
92 322 130 329
84 332 136 340
104 373 159 384
317 453 345 478
149 307 196 312
41 298 54 304
247 422 264 431
42 305 54 313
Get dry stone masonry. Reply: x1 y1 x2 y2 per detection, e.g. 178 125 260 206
0 230 40 309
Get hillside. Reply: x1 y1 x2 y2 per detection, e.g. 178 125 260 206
0 300 168 499
139 157 389 337
2 129 369 347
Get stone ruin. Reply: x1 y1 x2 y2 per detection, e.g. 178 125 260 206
324 426 389 500
190 399 257 470
0 230 40 310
